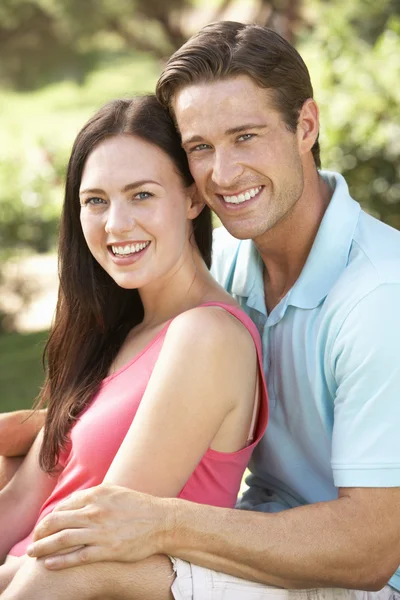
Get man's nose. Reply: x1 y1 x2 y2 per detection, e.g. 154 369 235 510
211 148 244 189
105 202 136 235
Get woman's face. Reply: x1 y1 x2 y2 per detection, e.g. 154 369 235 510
79 135 197 290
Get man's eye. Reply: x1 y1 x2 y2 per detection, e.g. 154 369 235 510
135 191 153 200
237 133 255 142
189 143 210 153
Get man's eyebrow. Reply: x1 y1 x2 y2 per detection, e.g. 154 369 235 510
225 124 268 135
181 135 205 147
79 180 161 195
181 124 268 146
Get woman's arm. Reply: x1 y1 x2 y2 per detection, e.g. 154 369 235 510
103 306 257 496
0 410 46 457
0 457 24 492
0 429 57 562
0 306 257 598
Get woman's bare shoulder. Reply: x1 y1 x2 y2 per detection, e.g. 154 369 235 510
165 304 257 365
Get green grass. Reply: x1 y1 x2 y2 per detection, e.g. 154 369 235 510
0 330 48 413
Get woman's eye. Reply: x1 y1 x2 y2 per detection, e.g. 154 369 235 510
135 191 153 200
84 197 106 206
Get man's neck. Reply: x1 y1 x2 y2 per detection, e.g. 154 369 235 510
255 172 332 313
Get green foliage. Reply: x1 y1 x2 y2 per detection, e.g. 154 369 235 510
0 329 47 411
0 53 159 331
0 0 97 90
0 0 193 91
300 0 400 227
0 54 159 257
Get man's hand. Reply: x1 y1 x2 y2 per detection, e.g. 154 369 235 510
29 485 400 589
27 484 174 570
0 410 46 457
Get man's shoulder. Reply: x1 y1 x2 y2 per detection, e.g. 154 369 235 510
210 226 242 284
324 210 400 331
351 210 400 284
337 211 400 298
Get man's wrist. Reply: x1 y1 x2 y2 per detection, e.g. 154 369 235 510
153 496 184 557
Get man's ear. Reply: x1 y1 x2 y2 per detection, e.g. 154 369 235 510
186 184 205 220
297 98 319 155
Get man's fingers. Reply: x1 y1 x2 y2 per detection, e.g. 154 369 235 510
43 545 105 570
52 486 106 513
32 509 89 541
28 529 93 558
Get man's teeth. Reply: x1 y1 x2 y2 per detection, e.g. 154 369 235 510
111 242 150 256
222 186 262 204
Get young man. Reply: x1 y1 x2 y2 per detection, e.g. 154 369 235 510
2 22 400 600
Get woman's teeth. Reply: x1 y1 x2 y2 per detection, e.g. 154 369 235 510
222 186 262 204
111 241 150 256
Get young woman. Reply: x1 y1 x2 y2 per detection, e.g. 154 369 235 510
0 95 268 599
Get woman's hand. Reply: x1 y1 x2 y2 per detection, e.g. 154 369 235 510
27 484 175 570
0 410 46 457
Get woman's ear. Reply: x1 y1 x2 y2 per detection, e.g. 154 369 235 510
186 184 205 220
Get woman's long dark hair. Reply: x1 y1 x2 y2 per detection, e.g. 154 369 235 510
37 95 212 471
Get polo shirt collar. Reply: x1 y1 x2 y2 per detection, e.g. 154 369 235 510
231 239 266 314
230 171 361 313
288 171 360 309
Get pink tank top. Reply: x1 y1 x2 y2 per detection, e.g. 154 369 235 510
10 302 268 556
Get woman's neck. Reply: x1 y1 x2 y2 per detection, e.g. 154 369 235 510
138 249 215 329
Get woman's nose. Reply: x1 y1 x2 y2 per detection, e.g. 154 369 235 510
105 202 136 235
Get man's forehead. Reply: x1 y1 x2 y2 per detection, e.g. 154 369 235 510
174 75 270 108
172 77 278 139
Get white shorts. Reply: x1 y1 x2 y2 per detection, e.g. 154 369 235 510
169 557 399 600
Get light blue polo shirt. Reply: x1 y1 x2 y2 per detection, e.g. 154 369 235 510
211 171 400 590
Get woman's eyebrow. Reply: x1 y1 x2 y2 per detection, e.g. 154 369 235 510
80 180 162 195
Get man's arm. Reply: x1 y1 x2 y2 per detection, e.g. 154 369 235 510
28 484 400 590
164 486 400 590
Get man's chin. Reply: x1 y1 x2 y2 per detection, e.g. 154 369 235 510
217 218 265 241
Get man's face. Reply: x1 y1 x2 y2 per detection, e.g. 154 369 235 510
173 75 305 241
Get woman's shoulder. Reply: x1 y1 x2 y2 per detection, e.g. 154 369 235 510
164 302 258 364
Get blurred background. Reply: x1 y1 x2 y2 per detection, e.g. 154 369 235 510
1 0 399 413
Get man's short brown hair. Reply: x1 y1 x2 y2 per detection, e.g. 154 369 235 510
156 21 320 168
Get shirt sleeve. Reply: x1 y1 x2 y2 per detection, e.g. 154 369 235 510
330 283 400 487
